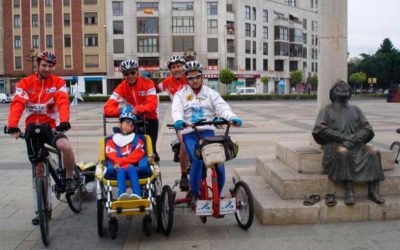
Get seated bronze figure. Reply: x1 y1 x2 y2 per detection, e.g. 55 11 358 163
312 81 385 205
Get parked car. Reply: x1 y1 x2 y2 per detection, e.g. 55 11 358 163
0 93 11 103
230 87 257 95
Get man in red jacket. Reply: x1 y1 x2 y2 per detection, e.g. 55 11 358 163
104 59 159 161
6 51 76 225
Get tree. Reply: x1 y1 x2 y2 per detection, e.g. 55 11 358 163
376 38 397 54
260 76 269 85
309 74 318 92
290 70 302 87
349 72 367 92
219 68 235 85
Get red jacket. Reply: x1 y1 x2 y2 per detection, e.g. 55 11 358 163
156 75 187 101
7 73 70 129
104 77 158 119
105 134 145 169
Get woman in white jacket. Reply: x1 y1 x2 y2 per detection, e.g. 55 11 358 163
172 61 243 208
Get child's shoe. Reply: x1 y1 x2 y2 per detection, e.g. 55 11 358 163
118 193 130 200
129 193 141 200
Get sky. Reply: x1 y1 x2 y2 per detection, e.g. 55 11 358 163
348 0 400 58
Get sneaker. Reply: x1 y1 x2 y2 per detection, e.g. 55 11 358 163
179 176 189 191
65 178 76 195
118 193 130 200
32 215 39 226
129 193 141 200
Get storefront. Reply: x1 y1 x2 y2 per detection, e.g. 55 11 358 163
203 73 220 92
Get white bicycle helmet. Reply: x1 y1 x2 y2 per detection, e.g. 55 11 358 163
183 61 203 74
119 111 137 122
37 51 57 64
167 55 186 68
119 59 139 72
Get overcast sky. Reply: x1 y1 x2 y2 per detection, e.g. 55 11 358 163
348 0 400 58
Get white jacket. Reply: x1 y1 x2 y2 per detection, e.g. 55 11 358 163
172 85 236 134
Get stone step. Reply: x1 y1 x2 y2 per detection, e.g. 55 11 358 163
256 155 400 200
276 141 395 174
233 167 400 225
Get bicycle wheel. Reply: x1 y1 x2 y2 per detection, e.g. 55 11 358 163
158 185 174 235
36 176 50 246
66 166 83 213
233 181 254 230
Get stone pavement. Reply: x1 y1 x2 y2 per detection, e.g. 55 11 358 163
0 99 399 250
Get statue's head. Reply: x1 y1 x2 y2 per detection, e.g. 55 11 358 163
329 80 352 103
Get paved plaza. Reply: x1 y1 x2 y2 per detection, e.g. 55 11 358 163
0 99 399 250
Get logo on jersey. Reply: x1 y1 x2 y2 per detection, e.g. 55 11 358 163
186 94 194 101
46 87 56 93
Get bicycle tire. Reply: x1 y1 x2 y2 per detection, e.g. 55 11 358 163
233 181 254 230
36 176 50 246
159 185 174 235
66 166 83 213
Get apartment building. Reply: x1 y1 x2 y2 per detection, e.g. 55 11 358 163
0 0 4 93
2 0 106 95
105 0 319 94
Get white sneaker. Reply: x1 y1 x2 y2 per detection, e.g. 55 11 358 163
118 193 130 200
129 193 141 200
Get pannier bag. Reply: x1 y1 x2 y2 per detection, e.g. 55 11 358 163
201 143 226 167
195 134 239 163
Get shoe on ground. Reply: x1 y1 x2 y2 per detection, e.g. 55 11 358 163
129 193 141 200
65 178 76 195
118 193 130 200
179 176 189 191
32 215 39 226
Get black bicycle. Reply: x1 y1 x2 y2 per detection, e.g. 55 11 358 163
4 125 83 246
390 128 400 164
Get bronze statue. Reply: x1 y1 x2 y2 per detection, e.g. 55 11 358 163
312 81 385 205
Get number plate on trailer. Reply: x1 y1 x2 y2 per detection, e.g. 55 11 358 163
219 198 236 214
196 200 213 216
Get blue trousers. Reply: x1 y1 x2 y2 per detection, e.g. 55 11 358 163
183 130 225 197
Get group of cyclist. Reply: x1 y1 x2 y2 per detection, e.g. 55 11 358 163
5 50 243 224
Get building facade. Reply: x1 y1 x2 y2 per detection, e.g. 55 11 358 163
0 0 5 93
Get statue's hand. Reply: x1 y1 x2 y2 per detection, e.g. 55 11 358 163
343 140 354 149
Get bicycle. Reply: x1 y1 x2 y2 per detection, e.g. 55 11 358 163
390 128 400 164
4 124 83 246
167 118 254 230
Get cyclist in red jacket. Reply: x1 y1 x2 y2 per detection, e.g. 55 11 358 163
104 59 159 162
6 51 76 225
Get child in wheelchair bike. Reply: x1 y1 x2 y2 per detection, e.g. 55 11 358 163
105 110 150 200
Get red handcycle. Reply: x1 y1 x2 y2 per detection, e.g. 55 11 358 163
167 118 254 229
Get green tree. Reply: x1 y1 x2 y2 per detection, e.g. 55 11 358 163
260 76 269 85
376 38 397 54
309 74 318 92
219 68 235 85
349 72 367 92
290 70 302 87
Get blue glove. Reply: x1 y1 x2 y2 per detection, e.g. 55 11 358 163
212 117 224 124
174 120 185 131
119 105 133 114
230 117 243 127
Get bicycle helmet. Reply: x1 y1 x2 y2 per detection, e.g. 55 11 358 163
119 59 139 72
119 111 137 122
36 51 57 64
167 55 185 68
183 61 203 74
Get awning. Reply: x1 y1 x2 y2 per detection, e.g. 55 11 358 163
84 77 103 81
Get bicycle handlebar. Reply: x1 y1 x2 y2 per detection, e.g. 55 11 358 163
4 126 25 139
166 117 230 129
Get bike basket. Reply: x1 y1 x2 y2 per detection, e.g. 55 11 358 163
201 143 226 168
199 135 239 162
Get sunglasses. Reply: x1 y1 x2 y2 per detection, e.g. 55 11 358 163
187 74 202 81
123 71 137 76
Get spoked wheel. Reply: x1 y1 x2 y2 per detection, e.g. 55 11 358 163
158 185 174 236
36 176 50 246
109 217 118 240
66 166 83 213
233 181 254 230
143 215 152 237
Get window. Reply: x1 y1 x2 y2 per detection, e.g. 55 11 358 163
303 18 307 30
245 58 251 71
138 18 158 33
263 42 268 55
14 36 21 49
252 41 256 54
253 58 256 71
84 0 97 4
65 55 72 69
274 11 285 20
263 10 268 22
85 55 99 68
14 15 21 28
172 17 194 33
245 6 250 19
112 1 123 16
303 47 307 58
64 13 70 26
290 44 303 57
227 58 235 70
245 40 251 54
289 61 298 71
285 0 296 6
64 35 71 47
207 2 218 15
173 36 194 52
137 2 158 10
138 37 158 53
113 21 124 34
32 0 38 7
208 59 218 70
172 2 193 10
227 4 233 12
32 35 39 48
290 28 303 43
45 0 52 7
226 21 235 35
138 57 159 68
263 59 268 71
63 0 70 6
46 35 53 48
227 40 235 53
84 13 98 25
207 38 218 52
311 20 318 32
15 56 22 69
245 23 251 37
32 14 38 27
85 34 98 47
14 0 20 8
263 26 268 39
251 7 256 20
303 33 307 44
252 24 256 37
275 60 284 71
113 39 124 53
46 14 52 27
207 20 218 34
275 26 288 40
275 42 289 56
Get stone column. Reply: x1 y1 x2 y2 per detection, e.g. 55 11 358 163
317 0 348 109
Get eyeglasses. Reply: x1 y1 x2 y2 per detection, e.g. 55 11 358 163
187 74 202 81
123 71 137 76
